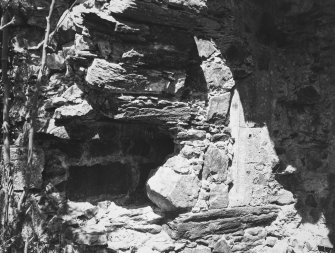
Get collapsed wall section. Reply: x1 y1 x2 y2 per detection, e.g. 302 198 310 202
2 0 335 252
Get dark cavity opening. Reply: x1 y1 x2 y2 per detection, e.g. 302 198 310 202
66 122 175 204
67 163 131 202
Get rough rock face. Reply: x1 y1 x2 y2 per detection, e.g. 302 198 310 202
1 0 335 252
147 158 201 211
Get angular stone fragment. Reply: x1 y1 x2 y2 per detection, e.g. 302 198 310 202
208 183 229 209
75 34 95 52
106 202 164 225
202 144 229 182
194 37 217 59
269 189 295 205
265 236 278 247
54 101 93 120
147 164 201 211
201 59 233 90
167 205 280 240
120 106 195 123
207 93 231 121
181 145 202 159
319 237 334 249
86 58 186 94
85 58 126 89
46 119 70 139
62 84 84 104
177 129 207 141
213 238 232 253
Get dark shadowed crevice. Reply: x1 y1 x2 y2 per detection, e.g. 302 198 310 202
54 121 176 204
67 163 131 202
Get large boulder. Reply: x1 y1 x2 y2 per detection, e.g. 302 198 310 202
146 159 201 211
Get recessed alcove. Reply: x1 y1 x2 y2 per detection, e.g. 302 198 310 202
64 121 175 204
67 162 131 202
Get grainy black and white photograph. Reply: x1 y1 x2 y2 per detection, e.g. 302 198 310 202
0 0 334 252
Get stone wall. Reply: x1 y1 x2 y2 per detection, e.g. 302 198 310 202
1 0 335 252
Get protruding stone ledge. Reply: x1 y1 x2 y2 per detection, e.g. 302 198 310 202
85 58 186 95
166 205 280 240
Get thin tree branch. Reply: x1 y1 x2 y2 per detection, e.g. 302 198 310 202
1 10 10 222
27 40 44 51
27 0 79 51
27 0 56 172
0 11 11 249
0 15 21 31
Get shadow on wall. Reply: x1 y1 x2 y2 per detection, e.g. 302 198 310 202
206 0 335 247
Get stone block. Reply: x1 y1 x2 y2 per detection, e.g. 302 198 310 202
62 84 84 104
85 59 126 89
208 183 229 209
269 189 295 205
86 58 186 94
207 93 231 121
201 59 233 90
54 101 93 120
203 144 229 182
147 163 201 211
166 205 280 240
213 238 232 253
194 37 217 59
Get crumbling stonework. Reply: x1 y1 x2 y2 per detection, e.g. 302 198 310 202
1 0 335 252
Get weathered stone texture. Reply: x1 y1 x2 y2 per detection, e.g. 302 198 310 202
6 147 45 190
3 0 335 252
147 161 201 211
166 205 280 240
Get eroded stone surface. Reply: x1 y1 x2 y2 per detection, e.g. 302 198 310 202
167 205 280 240
3 0 335 252
147 164 201 211
8 147 45 190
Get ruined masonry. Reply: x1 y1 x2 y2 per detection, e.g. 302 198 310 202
3 0 335 252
